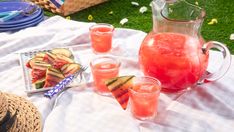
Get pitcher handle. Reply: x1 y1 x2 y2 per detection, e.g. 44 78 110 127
200 41 231 83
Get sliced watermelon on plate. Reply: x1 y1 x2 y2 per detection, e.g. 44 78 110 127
53 54 75 69
61 63 81 77
51 48 74 59
31 69 47 83
44 52 57 64
44 67 65 88
24 48 81 89
26 57 44 68
33 78 45 89
31 62 51 71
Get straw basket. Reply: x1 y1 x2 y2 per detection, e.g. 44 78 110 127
31 0 108 16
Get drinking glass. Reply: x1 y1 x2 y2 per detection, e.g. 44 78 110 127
90 55 121 95
129 76 161 121
89 23 114 53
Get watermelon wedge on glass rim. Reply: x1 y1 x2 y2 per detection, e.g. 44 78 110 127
105 75 135 110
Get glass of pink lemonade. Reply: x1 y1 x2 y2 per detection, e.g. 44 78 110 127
90 56 121 95
89 23 114 53
129 76 161 120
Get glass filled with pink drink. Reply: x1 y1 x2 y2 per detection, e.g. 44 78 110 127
90 56 121 95
129 76 161 120
89 23 114 53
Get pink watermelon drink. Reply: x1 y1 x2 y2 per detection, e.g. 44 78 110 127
90 24 114 53
90 56 120 95
129 76 161 120
139 33 208 92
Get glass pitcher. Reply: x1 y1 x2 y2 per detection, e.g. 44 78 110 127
139 0 231 93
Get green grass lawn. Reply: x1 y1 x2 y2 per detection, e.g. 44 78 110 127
45 0 234 54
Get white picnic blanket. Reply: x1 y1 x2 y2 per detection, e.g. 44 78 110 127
0 16 234 132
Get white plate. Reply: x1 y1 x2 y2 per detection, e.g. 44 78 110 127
19 47 84 94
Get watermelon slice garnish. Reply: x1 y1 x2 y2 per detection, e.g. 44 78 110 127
105 75 135 110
